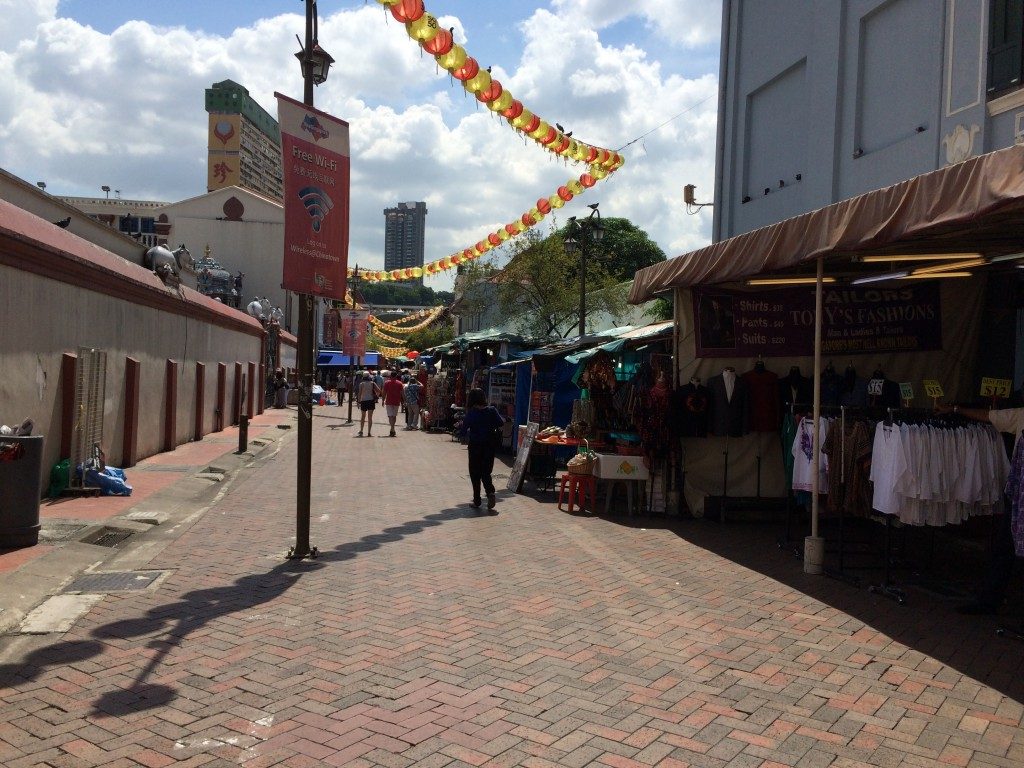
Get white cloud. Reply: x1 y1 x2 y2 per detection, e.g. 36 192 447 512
0 1 721 290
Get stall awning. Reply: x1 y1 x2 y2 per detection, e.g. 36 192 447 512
629 145 1024 303
317 351 380 367
564 321 675 363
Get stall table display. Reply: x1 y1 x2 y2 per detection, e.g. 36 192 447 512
530 436 609 491
594 453 649 515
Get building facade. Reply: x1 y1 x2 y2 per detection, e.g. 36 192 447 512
383 201 427 282
54 195 167 249
714 0 1019 241
205 80 283 201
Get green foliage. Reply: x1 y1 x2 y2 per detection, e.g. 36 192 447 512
353 280 452 308
404 322 455 352
559 217 667 282
647 295 674 321
494 223 628 339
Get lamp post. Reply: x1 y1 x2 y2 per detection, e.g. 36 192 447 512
563 203 605 338
290 0 334 560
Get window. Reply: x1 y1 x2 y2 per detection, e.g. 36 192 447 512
989 0 1024 94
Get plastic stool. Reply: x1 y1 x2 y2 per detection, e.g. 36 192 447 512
558 473 597 513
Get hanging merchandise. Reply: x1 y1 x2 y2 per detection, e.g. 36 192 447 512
366 0 625 283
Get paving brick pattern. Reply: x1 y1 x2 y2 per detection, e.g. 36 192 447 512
2 412 1024 767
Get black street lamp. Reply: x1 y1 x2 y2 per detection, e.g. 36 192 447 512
563 203 605 338
290 0 333 560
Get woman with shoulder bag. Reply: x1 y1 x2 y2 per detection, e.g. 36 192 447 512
355 371 381 437
459 387 504 512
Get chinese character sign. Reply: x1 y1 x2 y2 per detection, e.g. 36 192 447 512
340 309 370 357
275 92 350 301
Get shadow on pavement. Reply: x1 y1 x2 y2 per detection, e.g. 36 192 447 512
0 560 323 716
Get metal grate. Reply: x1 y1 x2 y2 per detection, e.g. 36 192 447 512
70 347 107 490
64 571 164 593
80 526 134 548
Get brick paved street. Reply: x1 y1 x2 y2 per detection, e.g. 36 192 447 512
2 409 1024 767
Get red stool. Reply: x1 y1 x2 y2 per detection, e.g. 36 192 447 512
558 473 597 513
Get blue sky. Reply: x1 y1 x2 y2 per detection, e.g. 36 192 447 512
4 1 723 288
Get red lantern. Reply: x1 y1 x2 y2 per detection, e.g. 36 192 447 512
554 136 571 154
502 100 523 120
522 213 536 227
463 248 474 260
404 268 414 279
586 147 599 164
421 26 453 55
488 233 501 246
539 127 558 145
522 114 540 133
450 254 462 265
407 350 420 359
579 173 596 188
476 242 487 254
477 79 503 103
452 57 479 82
598 149 611 166
505 223 518 236
390 0 424 23
558 186 574 202
537 197 552 214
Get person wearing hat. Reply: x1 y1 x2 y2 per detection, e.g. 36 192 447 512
355 371 380 437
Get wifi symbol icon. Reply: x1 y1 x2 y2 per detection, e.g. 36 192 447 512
298 186 334 232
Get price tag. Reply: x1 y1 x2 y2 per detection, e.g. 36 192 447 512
980 377 1012 398
867 379 884 396
923 380 944 399
899 382 914 401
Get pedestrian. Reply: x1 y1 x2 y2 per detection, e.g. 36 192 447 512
336 371 348 407
355 371 380 437
459 387 504 512
273 369 289 409
373 369 385 401
382 370 405 437
404 375 423 430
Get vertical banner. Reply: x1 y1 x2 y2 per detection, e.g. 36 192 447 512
322 308 340 348
340 309 370 357
275 92 350 301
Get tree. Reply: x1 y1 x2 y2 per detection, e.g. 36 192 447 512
559 217 667 282
404 321 455 352
493 223 628 339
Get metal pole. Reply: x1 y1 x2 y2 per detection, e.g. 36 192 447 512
290 0 317 559
804 255 825 574
578 234 586 338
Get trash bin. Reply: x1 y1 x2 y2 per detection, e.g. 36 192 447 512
0 435 44 548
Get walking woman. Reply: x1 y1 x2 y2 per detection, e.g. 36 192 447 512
355 371 380 437
460 387 504 512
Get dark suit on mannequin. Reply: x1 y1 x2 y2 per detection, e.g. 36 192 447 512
707 369 750 437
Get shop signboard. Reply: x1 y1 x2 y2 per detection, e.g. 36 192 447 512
276 92 350 301
693 282 942 358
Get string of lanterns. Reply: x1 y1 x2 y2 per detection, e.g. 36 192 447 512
357 0 625 283
369 305 447 334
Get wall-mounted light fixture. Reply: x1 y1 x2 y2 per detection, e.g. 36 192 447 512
746 276 837 286
911 258 986 275
901 271 972 279
859 252 982 263
851 270 908 284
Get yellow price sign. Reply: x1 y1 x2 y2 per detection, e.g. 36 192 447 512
980 377 1012 398
923 380 944 399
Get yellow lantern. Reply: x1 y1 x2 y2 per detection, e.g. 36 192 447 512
512 220 527 234
497 228 511 242
436 44 466 71
510 108 533 130
406 14 438 42
529 120 550 140
412 266 423 277
464 69 491 94
530 206 544 222
549 194 565 209
590 165 608 180
567 179 584 195
487 90 514 113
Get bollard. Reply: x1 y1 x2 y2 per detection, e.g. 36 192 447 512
238 414 249 453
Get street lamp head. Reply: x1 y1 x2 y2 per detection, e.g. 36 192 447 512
591 217 605 243
563 235 580 257
295 42 334 85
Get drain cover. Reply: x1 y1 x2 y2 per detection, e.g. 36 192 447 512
64 571 165 593
80 526 135 548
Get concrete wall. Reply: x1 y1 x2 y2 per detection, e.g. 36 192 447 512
715 0 1000 241
0 263 263 486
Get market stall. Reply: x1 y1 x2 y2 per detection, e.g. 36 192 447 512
629 144 1024 576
